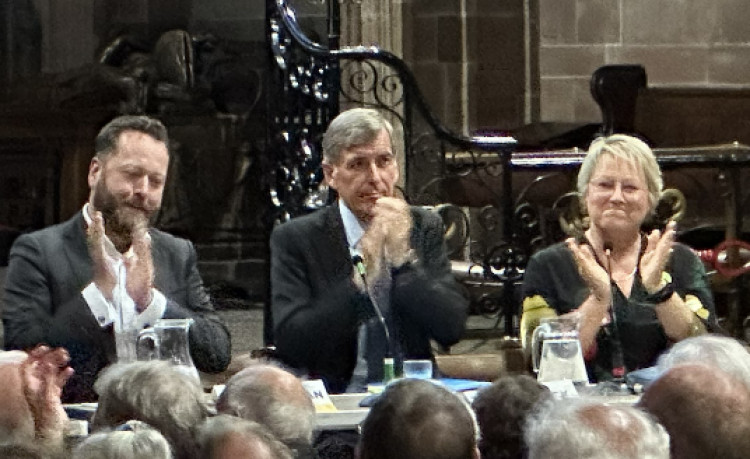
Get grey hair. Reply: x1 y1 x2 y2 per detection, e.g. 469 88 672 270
73 420 173 459
577 134 663 210
95 115 169 159
322 108 393 164
215 363 315 447
196 414 293 459
524 397 669 459
657 334 750 389
91 361 210 459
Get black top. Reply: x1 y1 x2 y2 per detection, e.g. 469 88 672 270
522 241 716 381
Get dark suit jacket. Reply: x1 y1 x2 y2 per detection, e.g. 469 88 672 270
2 212 231 402
270 204 468 393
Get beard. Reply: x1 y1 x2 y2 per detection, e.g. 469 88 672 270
91 175 157 252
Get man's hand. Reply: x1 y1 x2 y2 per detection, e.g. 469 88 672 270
640 221 676 293
360 197 413 275
566 238 611 303
125 223 154 312
21 346 74 443
87 211 118 300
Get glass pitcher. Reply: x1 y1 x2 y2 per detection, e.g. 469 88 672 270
116 318 200 383
531 313 589 383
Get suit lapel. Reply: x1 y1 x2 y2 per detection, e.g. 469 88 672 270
62 212 94 289
322 202 353 277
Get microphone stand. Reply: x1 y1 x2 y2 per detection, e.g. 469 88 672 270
352 255 395 382
603 243 626 383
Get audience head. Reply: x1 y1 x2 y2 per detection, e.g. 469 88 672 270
358 378 479 459
216 362 315 454
197 414 293 459
639 363 750 459
91 360 210 459
73 420 172 459
471 375 550 459
657 334 750 388
525 397 669 459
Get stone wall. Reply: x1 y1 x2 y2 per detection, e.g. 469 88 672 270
539 0 750 123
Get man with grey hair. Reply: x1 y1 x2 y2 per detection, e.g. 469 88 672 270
215 363 316 458
73 420 173 459
91 360 211 459
656 333 750 388
271 108 468 392
524 397 669 459
3 114 231 402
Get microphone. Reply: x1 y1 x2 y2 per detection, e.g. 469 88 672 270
603 242 626 380
351 254 395 380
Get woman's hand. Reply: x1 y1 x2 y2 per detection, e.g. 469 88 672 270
640 221 676 293
566 238 611 303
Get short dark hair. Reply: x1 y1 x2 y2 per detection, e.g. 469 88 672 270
471 375 550 459
95 115 169 159
359 379 477 459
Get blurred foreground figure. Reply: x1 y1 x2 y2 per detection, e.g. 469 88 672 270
73 420 173 459
525 397 669 459
357 379 479 459
0 346 73 457
90 360 210 459
471 375 550 459
639 363 750 459
197 415 293 459
216 362 316 458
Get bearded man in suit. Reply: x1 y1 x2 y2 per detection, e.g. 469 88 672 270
270 108 468 393
3 115 231 402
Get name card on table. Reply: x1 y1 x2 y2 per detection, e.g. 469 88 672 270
302 379 338 412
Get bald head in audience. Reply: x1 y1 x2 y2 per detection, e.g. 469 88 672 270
216 362 315 457
639 363 750 459
358 378 479 459
525 397 669 459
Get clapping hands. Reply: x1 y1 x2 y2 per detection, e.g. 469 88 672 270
639 221 676 292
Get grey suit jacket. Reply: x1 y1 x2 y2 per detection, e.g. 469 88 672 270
2 212 231 402
270 204 468 393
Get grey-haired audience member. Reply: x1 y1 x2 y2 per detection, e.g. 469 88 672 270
656 334 750 388
639 363 750 459
525 397 669 459
90 361 210 459
216 362 316 457
471 375 550 459
358 378 479 459
73 420 172 459
197 414 293 459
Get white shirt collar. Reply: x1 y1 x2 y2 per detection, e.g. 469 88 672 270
338 200 366 254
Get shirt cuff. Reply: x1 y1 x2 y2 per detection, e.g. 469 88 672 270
82 282 115 327
133 289 167 329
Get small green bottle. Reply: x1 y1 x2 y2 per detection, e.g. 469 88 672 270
382 357 395 383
